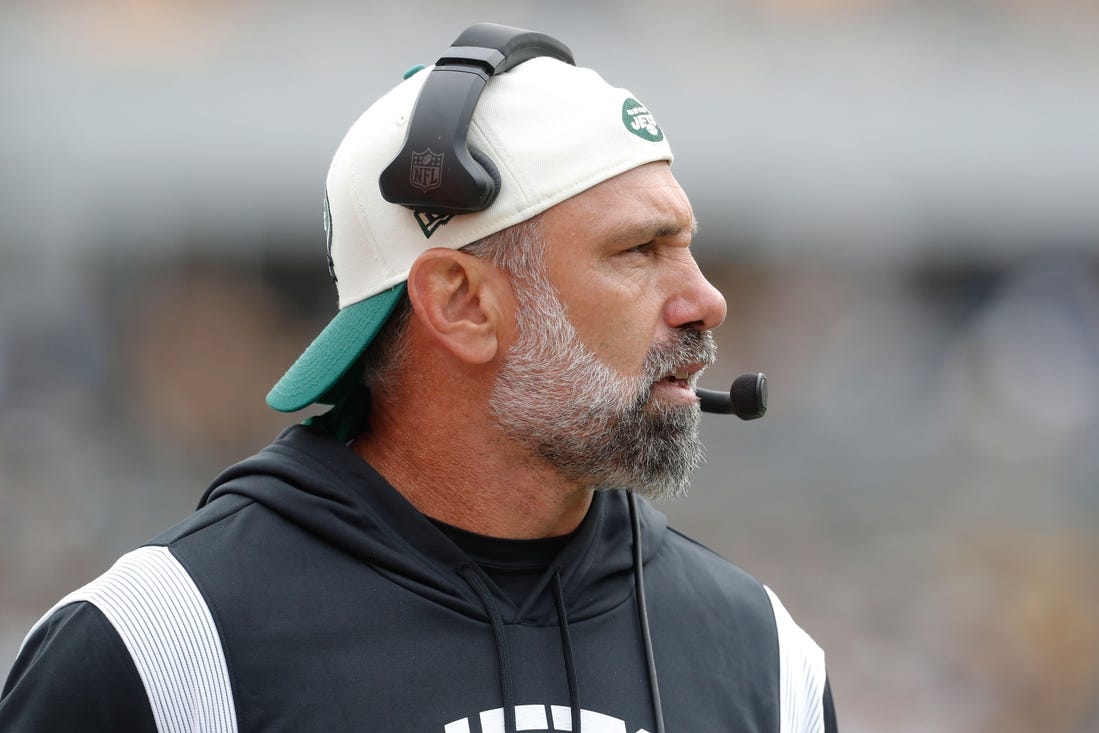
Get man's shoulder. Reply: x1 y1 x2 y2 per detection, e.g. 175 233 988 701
146 491 257 548
4 543 239 733
645 525 780 641
658 526 766 596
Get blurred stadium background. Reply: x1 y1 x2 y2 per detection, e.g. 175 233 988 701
2 1 1098 731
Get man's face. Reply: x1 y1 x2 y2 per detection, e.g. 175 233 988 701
489 163 728 500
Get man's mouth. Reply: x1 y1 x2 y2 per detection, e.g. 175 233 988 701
658 365 701 389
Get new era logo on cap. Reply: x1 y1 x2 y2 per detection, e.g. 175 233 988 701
414 210 454 239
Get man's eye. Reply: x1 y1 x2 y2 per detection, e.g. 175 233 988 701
625 242 655 255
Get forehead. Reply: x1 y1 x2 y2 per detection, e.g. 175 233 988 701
541 162 695 248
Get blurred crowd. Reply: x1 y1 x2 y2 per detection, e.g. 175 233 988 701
2 2 1098 732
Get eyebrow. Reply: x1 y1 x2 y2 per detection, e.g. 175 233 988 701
610 215 699 245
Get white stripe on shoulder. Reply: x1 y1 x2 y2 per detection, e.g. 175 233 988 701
26 546 237 733
765 585 826 733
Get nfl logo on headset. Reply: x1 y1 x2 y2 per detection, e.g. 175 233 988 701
409 149 444 193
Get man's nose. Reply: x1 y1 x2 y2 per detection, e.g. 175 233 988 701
664 260 728 332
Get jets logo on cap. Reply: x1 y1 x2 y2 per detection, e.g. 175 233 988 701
410 149 444 193
621 98 664 142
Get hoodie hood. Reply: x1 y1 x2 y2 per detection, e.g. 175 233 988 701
198 424 668 626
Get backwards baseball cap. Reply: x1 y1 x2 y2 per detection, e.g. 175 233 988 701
267 28 674 413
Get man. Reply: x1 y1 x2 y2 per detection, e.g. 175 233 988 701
1 24 836 733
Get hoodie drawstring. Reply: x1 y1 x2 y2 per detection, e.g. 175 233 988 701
459 565 584 733
629 490 666 733
460 564 517 733
551 570 582 732
458 493 664 733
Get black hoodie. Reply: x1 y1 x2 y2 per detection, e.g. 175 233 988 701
1 424 836 732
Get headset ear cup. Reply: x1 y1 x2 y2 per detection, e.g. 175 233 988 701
469 147 502 208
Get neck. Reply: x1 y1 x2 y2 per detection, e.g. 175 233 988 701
351 390 593 540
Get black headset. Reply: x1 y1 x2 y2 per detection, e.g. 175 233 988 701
378 23 574 216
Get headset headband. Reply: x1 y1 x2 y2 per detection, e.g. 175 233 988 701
378 23 575 215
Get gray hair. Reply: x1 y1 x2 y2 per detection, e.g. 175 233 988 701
360 215 546 389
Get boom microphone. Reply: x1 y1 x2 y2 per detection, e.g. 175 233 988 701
696 373 767 420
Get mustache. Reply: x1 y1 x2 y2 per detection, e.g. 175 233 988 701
643 329 718 383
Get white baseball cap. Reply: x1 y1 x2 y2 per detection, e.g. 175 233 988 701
267 51 673 412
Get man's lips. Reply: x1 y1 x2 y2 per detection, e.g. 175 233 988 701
653 363 706 389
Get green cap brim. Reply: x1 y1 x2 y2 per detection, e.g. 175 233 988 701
266 283 407 412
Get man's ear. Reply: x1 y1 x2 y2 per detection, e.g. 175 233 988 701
406 249 508 365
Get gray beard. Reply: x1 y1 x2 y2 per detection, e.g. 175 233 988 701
489 274 716 502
